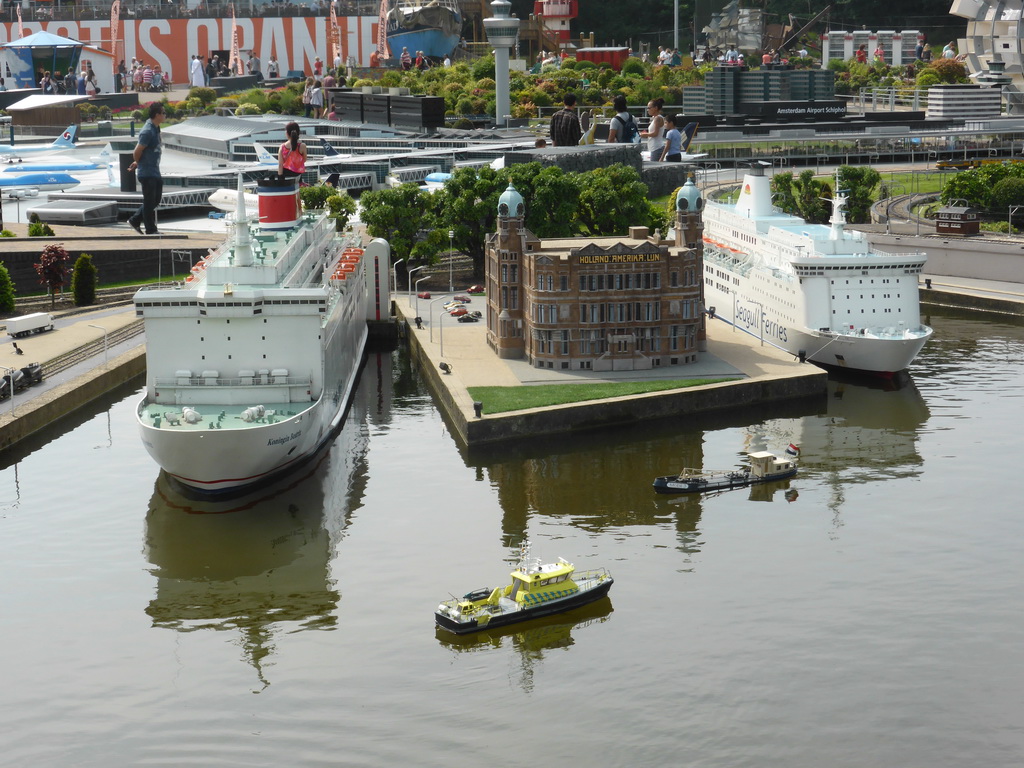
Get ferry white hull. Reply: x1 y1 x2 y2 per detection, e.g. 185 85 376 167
138 325 367 494
698 169 932 376
134 177 387 497
705 280 931 376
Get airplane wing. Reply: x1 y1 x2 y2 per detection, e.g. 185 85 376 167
578 109 597 145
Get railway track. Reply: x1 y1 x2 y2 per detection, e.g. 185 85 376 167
43 319 145 378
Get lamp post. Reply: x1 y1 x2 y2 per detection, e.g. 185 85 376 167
414 274 431 316
448 229 454 292
407 265 426 304
390 257 404 297
88 324 108 366
438 308 449 358
428 296 450 342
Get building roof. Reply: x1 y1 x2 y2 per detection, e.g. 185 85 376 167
5 94 89 111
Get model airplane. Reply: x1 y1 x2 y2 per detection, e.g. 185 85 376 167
0 171 80 198
676 122 708 161
0 126 78 160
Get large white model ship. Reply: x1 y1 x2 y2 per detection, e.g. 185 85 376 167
700 167 932 376
134 177 389 495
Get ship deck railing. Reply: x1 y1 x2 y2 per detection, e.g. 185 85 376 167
154 374 313 389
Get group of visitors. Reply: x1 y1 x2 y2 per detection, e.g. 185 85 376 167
548 93 686 162
39 67 100 95
116 59 168 93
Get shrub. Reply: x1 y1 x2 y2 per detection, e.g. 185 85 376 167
0 230 14 237
453 117 474 129
991 176 1024 209
916 71 941 89
0 262 15 313
299 184 333 210
455 96 474 115
189 86 218 105
71 253 98 306
621 57 647 77
574 60 598 71
235 103 262 115
216 98 239 109
471 54 496 80
326 192 357 231
28 221 55 237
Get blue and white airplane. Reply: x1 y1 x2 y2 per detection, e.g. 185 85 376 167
252 142 278 166
0 172 80 198
0 125 78 160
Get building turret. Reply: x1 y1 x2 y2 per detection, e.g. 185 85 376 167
486 183 527 359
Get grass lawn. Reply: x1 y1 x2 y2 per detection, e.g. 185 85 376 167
468 378 730 414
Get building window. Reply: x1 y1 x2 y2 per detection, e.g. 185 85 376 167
501 264 508 283
598 274 605 290
560 275 568 291
537 273 544 290
561 330 569 355
615 274 623 290
580 303 588 323
670 271 679 287
501 286 508 309
580 276 587 291
510 287 519 309
671 325 679 351
511 265 518 283
547 275 553 291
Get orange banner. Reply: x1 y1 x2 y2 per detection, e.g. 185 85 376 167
0 17 378 83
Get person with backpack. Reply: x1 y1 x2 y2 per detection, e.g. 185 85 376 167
607 94 638 144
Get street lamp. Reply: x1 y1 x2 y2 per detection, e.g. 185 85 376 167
390 257 404 297
88 324 108 365
438 307 450 358
448 229 455 292
407 265 426 304
428 295 449 342
414 274 431 316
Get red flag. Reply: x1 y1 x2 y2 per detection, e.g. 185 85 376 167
376 0 389 57
16 5 24 39
109 0 121 64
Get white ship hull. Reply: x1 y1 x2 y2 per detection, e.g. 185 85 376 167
700 169 932 376
134 177 387 496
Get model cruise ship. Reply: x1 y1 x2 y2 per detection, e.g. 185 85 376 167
134 177 388 495
699 167 933 376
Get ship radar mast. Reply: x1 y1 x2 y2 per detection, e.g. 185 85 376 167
232 173 254 266
829 171 848 241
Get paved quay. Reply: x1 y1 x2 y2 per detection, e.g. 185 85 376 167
0 304 145 451
392 291 828 448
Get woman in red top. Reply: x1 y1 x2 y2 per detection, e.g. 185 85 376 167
277 122 307 217
855 44 867 64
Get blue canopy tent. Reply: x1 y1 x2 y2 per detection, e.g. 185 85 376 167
1 31 84 89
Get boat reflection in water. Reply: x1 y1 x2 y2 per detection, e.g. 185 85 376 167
143 356 383 689
435 597 614 692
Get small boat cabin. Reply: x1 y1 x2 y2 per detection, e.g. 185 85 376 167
748 451 795 478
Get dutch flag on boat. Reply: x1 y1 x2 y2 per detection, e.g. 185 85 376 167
786 443 800 456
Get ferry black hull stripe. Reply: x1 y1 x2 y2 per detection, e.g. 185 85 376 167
435 579 614 635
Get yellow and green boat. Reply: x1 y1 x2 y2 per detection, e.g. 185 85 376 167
435 544 614 635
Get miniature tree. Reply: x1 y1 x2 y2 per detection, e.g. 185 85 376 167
71 253 98 307
0 261 16 313
34 243 70 308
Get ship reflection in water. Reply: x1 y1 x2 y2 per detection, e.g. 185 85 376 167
143 356 385 690
435 598 614 692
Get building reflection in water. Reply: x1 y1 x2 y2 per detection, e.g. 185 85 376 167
142 354 389 690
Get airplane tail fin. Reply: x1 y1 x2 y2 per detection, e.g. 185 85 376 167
680 122 699 153
253 142 277 165
319 138 340 157
52 125 78 148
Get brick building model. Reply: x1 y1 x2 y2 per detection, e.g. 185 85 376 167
484 181 707 371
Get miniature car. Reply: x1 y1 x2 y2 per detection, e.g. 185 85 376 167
417 291 431 299
449 307 468 317
453 295 471 303
467 285 484 294
457 314 479 323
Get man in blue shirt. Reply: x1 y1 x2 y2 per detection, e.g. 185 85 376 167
127 103 166 235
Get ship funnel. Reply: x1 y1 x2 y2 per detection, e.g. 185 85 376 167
232 173 253 267
735 163 773 218
257 176 301 231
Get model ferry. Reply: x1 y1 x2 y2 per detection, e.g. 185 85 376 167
134 176 389 495
435 543 614 635
697 168 933 376
653 450 797 495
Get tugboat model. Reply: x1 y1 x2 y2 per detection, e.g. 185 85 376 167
653 450 798 495
435 543 614 635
